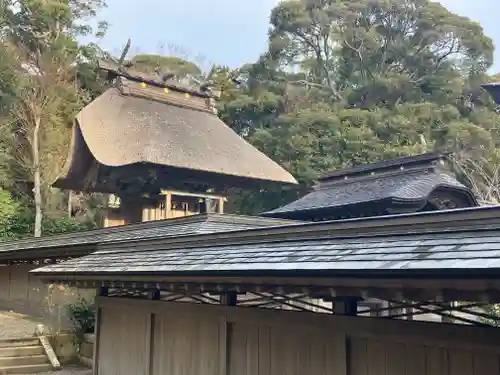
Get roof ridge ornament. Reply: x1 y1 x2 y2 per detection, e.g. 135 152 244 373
117 38 132 74
99 39 217 100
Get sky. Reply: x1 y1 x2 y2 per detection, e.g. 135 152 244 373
94 0 500 72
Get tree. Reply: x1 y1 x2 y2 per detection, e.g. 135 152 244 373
1 43 77 237
132 54 202 77
453 149 500 204
0 0 107 236
216 0 500 214
267 0 493 103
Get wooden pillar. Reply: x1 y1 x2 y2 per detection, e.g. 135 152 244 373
405 303 414 320
219 292 235 375
92 305 102 375
165 191 172 219
379 300 390 317
147 289 160 300
120 196 143 224
142 207 149 222
333 298 358 316
218 198 224 214
98 286 108 297
220 291 237 306
387 302 404 318
146 289 160 375
369 304 379 317
93 286 108 375
441 302 455 323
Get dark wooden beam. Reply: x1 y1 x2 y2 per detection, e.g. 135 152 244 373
147 289 161 300
98 286 109 297
220 291 237 306
333 297 359 316
55 278 500 306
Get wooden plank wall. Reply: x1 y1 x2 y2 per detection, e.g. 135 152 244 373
151 309 221 375
229 321 344 375
96 297 500 375
349 337 500 375
98 306 150 375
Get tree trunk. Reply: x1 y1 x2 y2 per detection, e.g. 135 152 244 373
33 115 42 237
67 190 72 218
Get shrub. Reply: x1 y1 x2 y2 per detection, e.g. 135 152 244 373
1 208 94 240
68 298 96 349
68 298 96 334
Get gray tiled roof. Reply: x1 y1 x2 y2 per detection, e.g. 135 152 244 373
319 152 447 180
265 170 473 217
482 82 500 104
33 227 500 275
0 214 299 256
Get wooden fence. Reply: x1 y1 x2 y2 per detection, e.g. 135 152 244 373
94 297 500 375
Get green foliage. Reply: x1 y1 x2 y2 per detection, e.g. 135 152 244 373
0 208 95 241
41 215 96 235
215 0 500 213
1 0 500 221
0 188 19 238
68 298 96 334
68 298 96 348
0 0 107 236
481 305 500 327
132 54 201 77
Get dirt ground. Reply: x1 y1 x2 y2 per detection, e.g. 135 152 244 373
0 310 42 339
35 365 92 375
0 310 92 374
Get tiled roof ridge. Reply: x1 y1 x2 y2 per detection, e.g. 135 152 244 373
314 165 444 190
319 152 449 182
0 214 211 250
55 225 500 264
205 214 300 226
0 213 303 256
46 206 500 258
89 224 500 258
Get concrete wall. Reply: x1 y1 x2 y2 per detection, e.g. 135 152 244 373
50 334 79 364
94 296 500 375
79 334 94 368
0 264 95 333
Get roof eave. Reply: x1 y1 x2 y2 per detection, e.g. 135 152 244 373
264 183 478 218
0 244 96 263
482 82 500 104
32 267 500 283
263 196 418 218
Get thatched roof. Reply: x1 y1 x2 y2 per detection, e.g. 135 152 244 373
54 70 296 192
